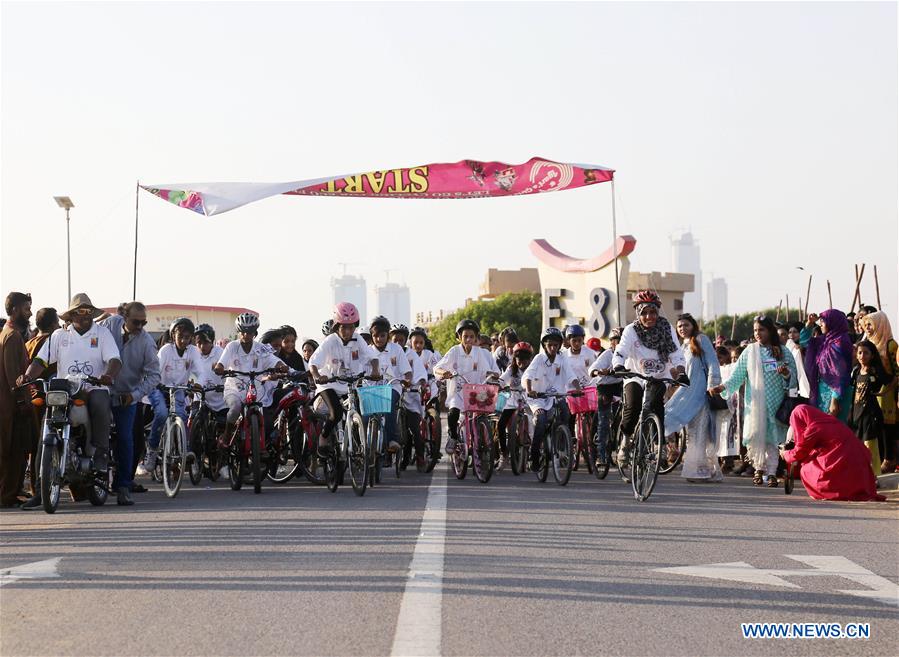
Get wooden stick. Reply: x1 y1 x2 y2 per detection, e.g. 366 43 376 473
874 265 881 309
851 263 866 312
798 296 802 320
730 314 737 341
851 264 859 313
827 280 833 309
804 275 812 318
775 299 782 323
786 294 790 322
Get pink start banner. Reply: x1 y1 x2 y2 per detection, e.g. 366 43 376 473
142 157 614 216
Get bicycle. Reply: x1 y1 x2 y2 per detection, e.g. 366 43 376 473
419 379 442 473
220 368 283 494
567 385 598 475
318 373 379 495
187 384 226 485
499 386 533 476
159 383 196 498
530 391 579 485
609 371 689 501
358 377 404 484
267 372 318 485
448 374 498 483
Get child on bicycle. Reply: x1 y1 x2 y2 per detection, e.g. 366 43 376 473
523 328 581 471
497 341 534 471
612 291 688 464
588 327 623 457
368 316 413 455
212 313 288 447
138 317 204 475
390 323 429 468
562 324 598 438
308 303 380 455
434 319 500 453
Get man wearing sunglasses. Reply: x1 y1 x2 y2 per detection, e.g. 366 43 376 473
98 301 160 505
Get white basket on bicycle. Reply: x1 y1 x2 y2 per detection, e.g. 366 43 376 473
357 384 393 417
462 383 498 414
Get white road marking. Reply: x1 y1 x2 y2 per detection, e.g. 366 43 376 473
390 463 448 657
656 555 899 607
0 558 62 587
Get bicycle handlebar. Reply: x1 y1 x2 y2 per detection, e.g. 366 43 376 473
609 370 689 388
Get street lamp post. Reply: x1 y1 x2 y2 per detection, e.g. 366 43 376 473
54 196 74 301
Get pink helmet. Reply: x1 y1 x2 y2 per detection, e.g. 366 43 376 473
333 302 360 326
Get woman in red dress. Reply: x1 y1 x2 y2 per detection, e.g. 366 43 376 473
782 405 885 501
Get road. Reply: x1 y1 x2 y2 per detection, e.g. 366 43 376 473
1 460 897 657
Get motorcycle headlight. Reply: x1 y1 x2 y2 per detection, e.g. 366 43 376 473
46 391 69 406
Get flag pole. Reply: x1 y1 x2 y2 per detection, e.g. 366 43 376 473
874 265 881 309
611 177 622 329
133 180 140 299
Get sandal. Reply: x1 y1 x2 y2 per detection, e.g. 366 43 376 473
880 460 897 474
753 471 764 486
766 475 778 488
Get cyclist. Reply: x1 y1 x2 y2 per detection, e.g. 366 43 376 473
138 317 203 475
390 323 429 468
497 341 534 470
589 327 624 462
368 316 413 455
308 303 380 455
612 291 688 463
435 319 500 454
494 327 520 372
276 325 305 372
212 313 288 445
193 323 226 415
523 327 581 470
409 326 439 406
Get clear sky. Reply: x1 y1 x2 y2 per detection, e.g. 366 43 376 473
2 1 896 339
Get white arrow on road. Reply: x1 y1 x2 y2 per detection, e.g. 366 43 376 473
0 558 62 587
656 555 899 607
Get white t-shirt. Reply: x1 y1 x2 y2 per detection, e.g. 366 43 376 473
561 346 598 385
217 340 285 407
37 322 120 391
413 348 439 398
195 344 226 411
308 332 377 396
499 365 528 408
587 349 617 386
522 353 578 412
158 343 204 387
368 341 413 395
611 323 686 382
434 345 499 410
400 347 428 414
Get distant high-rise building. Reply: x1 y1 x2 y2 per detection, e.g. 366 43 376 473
376 282 411 327
671 231 702 317
331 274 367 321
706 277 728 318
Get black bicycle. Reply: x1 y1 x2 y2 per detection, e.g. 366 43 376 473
531 391 580 486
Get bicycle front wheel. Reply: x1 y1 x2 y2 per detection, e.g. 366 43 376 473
452 424 469 480
349 415 368 496
551 424 573 486
473 416 495 484
162 418 187 498
267 413 302 484
250 414 263 494
631 414 663 501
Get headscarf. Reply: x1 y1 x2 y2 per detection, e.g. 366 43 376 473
631 314 677 363
860 311 893 365
804 308 853 405
789 404 843 448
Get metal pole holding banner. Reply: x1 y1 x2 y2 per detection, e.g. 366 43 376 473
133 180 139 300
610 178 622 328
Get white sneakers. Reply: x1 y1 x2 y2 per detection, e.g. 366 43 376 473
136 449 158 476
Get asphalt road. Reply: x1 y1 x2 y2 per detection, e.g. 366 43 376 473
2 459 897 657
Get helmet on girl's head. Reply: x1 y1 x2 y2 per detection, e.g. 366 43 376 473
632 290 662 308
370 315 391 333
235 313 260 333
390 323 409 337
195 323 215 341
321 319 335 336
586 337 602 352
455 319 480 337
564 324 586 339
540 327 564 345
333 302 360 326
512 341 533 356
170 317 195 336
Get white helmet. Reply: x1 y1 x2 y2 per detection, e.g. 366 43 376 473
235 312 260 333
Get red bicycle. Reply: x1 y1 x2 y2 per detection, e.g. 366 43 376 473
268 373 326 485
416 383 441 473
568 385 599 475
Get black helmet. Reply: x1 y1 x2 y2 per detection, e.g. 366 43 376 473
389 323 409 337
169 317 195 335
455 318 480 337
236 313 260 333
565 324 586 339
370 315 391 333
321 319 335 336
540 327 564 345
195 323 215 341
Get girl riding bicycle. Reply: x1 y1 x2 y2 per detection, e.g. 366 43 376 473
497 341 534 470
612 291 688 464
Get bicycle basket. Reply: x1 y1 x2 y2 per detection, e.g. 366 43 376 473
495 390 510 413
462 383 498 414
566 386 598 413
357 384 394 417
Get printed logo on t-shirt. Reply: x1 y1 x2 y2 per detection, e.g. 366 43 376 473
351 350 359 361
390 357 397 367
90 338 98 348
473 362 478 372
640 358 665 374
555 366 561 376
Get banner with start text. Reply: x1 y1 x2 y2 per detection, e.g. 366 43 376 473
141 157 614 217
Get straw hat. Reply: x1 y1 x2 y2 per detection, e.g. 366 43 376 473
59 292 103 321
